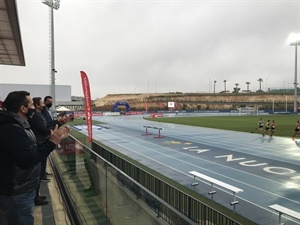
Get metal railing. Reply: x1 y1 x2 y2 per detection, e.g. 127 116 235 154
50 135 197 225
91 140 247 225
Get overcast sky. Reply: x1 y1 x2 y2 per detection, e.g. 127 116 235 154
0 0 299 99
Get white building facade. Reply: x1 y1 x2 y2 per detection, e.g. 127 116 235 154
0 83 71 102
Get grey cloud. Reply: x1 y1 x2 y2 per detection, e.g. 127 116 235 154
1 0 298 98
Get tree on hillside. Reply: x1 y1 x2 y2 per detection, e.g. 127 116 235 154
233 83 240 93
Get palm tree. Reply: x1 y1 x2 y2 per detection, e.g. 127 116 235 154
246 82 251 92
214 80 217 94
234 83 240 93
257 78 263 91
223 80 227 93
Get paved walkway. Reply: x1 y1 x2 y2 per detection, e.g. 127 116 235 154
34 162 70 225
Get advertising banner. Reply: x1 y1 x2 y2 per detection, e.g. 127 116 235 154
80 71 93 142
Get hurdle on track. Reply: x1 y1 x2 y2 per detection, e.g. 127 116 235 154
142 126 165 138
152 127 165 138
142 126 152 136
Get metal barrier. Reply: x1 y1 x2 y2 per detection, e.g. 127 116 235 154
269 204 300 225
50 135 196 225
189 171 243 205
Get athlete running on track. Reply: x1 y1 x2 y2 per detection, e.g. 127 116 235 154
292 120 300 140
269 120 276 138
258 118 265 137
264 120 270 136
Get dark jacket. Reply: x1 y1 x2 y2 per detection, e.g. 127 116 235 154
41 107 62 129
0 110 56 196
28 112 50 147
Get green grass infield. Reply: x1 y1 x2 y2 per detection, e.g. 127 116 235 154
145 114 300 138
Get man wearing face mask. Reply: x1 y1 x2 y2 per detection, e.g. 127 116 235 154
42 96 71 129
41 96 72 178
29 97 51 205
0 91 70 225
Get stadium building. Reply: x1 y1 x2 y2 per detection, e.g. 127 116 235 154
0 83 84 110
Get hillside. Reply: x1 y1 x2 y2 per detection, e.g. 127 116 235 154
94 93 298 111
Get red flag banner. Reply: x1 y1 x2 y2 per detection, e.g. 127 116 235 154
80 71 93 142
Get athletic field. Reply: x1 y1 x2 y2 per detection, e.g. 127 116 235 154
146 114 299 138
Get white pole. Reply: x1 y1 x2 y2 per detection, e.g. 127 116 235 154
293 42 298 112
43 0 60 117
50 5 56 116
286 95 288 113
147 80 149 94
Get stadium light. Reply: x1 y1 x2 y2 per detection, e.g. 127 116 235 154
288 33 300 113
42 0 60 117
42 0 60 9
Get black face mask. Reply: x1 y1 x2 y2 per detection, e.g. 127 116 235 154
46 103 52 108
26 108 35 118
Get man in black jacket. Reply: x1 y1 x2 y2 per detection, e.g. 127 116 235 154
0 91 70 225
41 96 72 177
29 97 52 206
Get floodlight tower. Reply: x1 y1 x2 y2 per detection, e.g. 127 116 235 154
42 0 60 116
288 33 300 113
